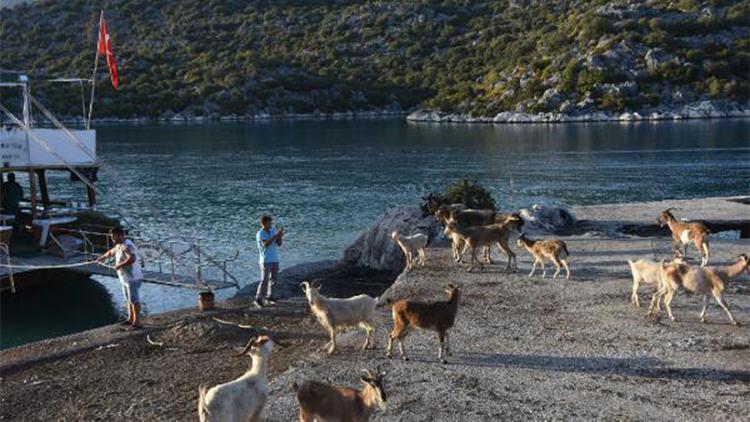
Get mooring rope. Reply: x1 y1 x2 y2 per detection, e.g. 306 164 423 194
0 260 113 270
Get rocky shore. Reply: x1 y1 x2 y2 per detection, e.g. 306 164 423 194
1 196 748 420
408 100 750 124
61 109 408 126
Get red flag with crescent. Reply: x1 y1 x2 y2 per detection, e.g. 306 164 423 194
98 14 119 89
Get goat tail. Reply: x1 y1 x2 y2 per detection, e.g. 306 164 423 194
561 241 570 258
198 384 209 420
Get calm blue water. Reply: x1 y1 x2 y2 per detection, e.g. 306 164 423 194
2 119 748 348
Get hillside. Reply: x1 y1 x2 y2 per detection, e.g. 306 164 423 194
1 0 748 121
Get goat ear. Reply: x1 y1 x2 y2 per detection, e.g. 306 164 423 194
256 336 271 346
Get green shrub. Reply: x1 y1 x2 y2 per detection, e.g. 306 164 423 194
442 179 496 210
576 69 606 94
424 178 496 213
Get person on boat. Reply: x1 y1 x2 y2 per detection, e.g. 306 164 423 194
254 214 283 308
97 227 144 329
1 173 23 216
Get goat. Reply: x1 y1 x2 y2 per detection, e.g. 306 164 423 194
300 281 377 354
198 335 277 422
447 215 523 272
648 254 749 325
443 223 469 263
627 255 685 308
294 369 387 422
434 205 496 228
658 208 711 266
387 284 460 364
391 230 427 270
516 233 570 280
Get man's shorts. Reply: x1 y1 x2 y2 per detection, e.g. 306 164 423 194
121 279 142 305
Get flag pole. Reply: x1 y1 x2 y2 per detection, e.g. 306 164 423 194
86 10 103 130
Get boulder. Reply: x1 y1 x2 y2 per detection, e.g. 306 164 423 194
343 206 439 272
519 204 576 232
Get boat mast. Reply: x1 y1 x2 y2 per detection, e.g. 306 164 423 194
85 10 103 130
21 75 30 128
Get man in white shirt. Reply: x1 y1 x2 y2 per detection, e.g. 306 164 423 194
98 227 144 329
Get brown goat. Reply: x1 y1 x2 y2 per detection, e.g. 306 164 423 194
434 205 496 228
386 284 460 364
448 215 523 272
658 208 711 266
295 369 387 422
648 254 749 325
516 233 570 280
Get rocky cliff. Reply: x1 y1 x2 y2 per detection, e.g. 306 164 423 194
1 1 747 120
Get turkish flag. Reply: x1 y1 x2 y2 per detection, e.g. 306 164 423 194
98 14 119 89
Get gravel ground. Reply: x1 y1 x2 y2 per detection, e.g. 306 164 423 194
1 197 748 421
264 235 749 421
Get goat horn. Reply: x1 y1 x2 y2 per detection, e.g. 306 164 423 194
235 336 257 357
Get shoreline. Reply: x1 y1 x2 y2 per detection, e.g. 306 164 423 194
407 100 750 124
49 100 750 126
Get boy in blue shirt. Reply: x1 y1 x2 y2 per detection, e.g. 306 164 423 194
254 215 283 308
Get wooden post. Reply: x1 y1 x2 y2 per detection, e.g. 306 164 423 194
86 182 96 207
36 169 50 210
28 169 37 220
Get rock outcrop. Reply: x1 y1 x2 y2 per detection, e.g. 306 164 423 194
407 100 750 124
519 204 577 232
343 206 439 272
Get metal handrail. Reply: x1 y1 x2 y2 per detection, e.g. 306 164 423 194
43 227 241 290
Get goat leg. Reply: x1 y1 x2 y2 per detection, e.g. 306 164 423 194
327 330 337 354
438 332 447 364
664 289 677 322
399 340 408 361
362 324 374 350
713 293 738 326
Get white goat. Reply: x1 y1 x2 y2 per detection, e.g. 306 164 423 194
391 230 427 270
648 254 749 325
627 256 684 308
300 281 377 354
198 335 277 422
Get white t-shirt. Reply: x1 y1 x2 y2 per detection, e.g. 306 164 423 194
115 239 144 283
